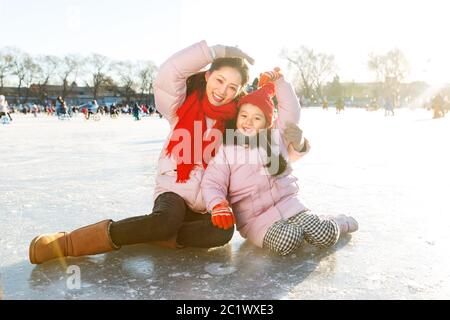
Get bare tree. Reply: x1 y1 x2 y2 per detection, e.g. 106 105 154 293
57 54 81 99
22 56 42 103
368 49 410 82
9 48 30 103
85 53 111 100
325 75 344 100
281 46 337 101
2 47 159 105
0 49 14 89
311 52 337 101
137 60 157 104
102 75 119 99
368 49 410 105
113 61 139 104
35 55 59 103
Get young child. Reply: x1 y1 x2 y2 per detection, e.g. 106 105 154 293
201 69 358 256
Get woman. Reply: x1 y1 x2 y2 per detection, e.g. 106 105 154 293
29 41 253 264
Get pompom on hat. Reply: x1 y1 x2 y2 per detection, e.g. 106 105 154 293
238 82 276 127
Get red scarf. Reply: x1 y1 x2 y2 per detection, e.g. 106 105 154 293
166 90 237 183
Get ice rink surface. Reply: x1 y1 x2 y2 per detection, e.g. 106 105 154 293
1 108 449 299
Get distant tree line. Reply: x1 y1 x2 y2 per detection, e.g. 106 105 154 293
280 46 442 106
0 47 158 104
1 46 448 107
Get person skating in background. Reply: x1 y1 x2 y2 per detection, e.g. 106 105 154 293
86 100 98 120
201 69 358 256
384 96 395 116
110 103 119 118
322 98 329 111
55 96 67 117
31 104 39 117
335 97 345 114
432 94 445 119
132 102 142 120
0 95 13 121
142 104 149 116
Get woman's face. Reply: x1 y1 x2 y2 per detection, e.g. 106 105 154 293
205 67 243 106
236 103 267 136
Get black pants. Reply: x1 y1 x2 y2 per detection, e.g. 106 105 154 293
109 192 233 248
0 112 12 121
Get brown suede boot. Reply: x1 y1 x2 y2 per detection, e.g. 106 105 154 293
29 219 120 264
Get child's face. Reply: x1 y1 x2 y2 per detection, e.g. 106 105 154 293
236 103 267 136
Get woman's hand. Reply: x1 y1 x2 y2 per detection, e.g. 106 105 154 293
211 45 255 65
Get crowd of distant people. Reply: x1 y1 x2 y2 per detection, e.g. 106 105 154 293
1 91 449 124
0 96 163 121
319 94 449 118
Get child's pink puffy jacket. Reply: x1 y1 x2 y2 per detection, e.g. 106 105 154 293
201 78 310 247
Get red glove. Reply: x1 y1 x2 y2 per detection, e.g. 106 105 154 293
211 200 235 230
258 67 283 87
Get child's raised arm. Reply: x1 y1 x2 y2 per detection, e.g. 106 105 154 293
259 69 310 161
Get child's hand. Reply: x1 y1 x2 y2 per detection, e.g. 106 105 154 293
211 200 236 230
284 122 305 151
259 67 283 86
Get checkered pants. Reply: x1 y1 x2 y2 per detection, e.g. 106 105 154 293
262 211 340 256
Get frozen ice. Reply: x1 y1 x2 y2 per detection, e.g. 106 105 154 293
1 108 450 299
204 263 237 276
168 272 192 278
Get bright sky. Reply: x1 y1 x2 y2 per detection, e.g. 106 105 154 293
1 0 450 85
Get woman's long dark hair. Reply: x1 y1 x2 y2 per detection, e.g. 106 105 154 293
186 57 250 100
223 119 288 176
